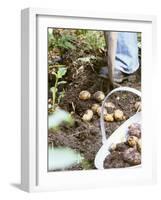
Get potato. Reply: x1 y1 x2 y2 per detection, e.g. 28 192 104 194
79 90 91 100
96 107 107 116
104 102 115 109
114 109 124 121
91 103 100 113
137 139 141 153
135 101 141 111
127 136 138 147
93 91 105 102
104 113 114 122
123 148 141 165
82 109 93 121
109 143 117 151
128 123 141 138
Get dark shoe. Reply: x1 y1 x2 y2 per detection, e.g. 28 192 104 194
99 66 128 83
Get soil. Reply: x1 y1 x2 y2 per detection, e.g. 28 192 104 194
104 140 141 169
48 58 141 170
104 150 131 169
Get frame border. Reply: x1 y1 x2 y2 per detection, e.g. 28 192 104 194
21 8 157 192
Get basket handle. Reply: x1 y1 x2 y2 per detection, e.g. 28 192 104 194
100 87 141 144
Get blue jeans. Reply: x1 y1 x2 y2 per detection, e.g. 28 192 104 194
116 32 139 74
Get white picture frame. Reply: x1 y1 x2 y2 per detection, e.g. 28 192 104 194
21 8 157 192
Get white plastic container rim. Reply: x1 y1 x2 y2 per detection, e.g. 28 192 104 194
95 86 141 169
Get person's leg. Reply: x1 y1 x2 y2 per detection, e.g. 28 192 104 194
99 32 139 83
115 32 139 74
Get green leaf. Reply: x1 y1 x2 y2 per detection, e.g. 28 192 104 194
50 87 57 93
48 108 74 129
57 67 67 79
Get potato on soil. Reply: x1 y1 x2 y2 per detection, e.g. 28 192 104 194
127 136 138 147
104 113 114 122
79 90 91 100
114 109 124 121
93 91 105 102
123 148 141 165
82 109 93 121
104 102 115 109
91 103 100 113
96 107 107 116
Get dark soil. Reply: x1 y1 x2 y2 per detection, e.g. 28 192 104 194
104 150 131 169
104 123 141 168
104 143 141 169
48 59 141 170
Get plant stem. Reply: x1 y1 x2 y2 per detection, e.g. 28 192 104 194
52 76 58 110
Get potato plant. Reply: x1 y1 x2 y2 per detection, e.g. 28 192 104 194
50 67 67 110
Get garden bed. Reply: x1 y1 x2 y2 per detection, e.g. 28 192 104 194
48 29 141 171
